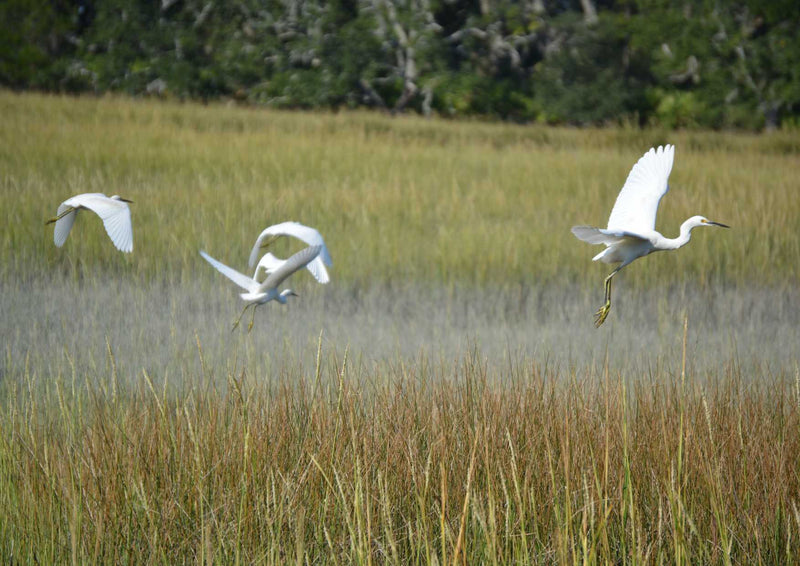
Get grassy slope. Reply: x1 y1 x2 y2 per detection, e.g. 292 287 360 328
1 92 799 562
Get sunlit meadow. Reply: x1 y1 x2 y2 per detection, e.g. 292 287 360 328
1 92 799 563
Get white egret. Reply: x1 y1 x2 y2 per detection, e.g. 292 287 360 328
249 222 332 284
47 193 134 253
571 144 728 327
253 252 304 282
200 245 322 331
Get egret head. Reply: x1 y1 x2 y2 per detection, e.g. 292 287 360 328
277 289 299 304
693 215 729 229
110 195 134 203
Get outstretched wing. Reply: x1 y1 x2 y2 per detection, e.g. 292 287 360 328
606 145 675 234
253 252 284 281
571 226 649 246
262 245 322 290
248 221 332 268
69 193 134 253
53 203 78 248
200 250 260 293
304 257 330 284
254 251 330 284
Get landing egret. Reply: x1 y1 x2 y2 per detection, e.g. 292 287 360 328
200 245 322 331
571 145 728 327
249 222 332 284
47 193 134 253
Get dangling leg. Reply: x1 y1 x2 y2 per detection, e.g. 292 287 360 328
247 303 259 333
45 206 75 225
594 266 621 327
232 303 252 331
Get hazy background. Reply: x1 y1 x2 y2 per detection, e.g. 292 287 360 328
3 278 799 388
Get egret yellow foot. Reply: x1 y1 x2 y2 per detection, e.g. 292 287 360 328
247 305 257 332
593 269 617 327
594 302 611 327
232 304 250 332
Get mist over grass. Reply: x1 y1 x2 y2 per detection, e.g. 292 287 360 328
2 279 799 390
1 92 799 562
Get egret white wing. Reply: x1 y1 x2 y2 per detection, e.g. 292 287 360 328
305 257 330 284
253 252 285 281
53 203 77 248
606 145 674 234
72 193 134 253
571 226 650 246
200 251 260 293
262 245 322 289
100 206 134 253
255 252 329 284
63 193 107 208
249 221 332 268
571 226 619 245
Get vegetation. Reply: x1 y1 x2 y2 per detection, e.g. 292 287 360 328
2 1 800 129
1 93 799 562
2 338 799 563
3 92 799 287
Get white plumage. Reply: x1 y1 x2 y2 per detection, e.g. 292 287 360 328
248 221 332 284
201 245 323 331
572 145 728 327
49 193 134 253
607 144 674 234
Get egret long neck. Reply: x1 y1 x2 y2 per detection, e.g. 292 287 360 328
658 219 697 250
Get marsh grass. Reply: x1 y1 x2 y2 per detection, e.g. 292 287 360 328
2 92 799 286
2 92 800 562
1 334 798 563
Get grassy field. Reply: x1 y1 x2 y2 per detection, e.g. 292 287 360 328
1 91 799 563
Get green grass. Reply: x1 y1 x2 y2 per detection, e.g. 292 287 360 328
1 91 799 562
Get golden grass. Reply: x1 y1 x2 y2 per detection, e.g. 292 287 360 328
1 339 798 563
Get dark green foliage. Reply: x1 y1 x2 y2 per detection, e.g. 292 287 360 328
0 0 79 89
1 0 799 129
535 13 652 124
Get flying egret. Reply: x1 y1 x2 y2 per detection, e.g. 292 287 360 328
200 245 323 331
47 193 134 253
571 144 728 327
248 222 332 284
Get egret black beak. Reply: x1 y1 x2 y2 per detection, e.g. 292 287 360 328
708 221 729 228
120 197 134 203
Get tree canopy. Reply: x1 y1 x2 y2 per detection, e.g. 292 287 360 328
2 0 799 130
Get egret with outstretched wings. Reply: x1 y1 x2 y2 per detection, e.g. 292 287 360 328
572 145 728 327
249 222 332 284
47 193 134 253
201 245 322 331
